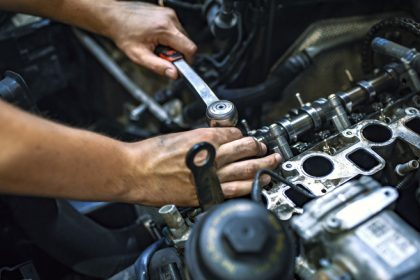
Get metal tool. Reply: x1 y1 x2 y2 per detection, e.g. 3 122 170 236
186 142 224 211
74 29 171 124
156 46 238 127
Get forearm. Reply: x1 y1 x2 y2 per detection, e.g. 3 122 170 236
0 0 115 37
0 101 137 202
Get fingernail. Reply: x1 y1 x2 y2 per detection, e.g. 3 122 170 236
164 68 177 79
261 175 271 185
274 153 282 162
260 143 267 155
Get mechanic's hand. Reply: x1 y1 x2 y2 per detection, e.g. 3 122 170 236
124 128 282 206
107 1 197 79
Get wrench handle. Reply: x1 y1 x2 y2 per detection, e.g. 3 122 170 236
155 45 183 62
186 142 224 211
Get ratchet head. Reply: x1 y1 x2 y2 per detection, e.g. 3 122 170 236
206 100 238 127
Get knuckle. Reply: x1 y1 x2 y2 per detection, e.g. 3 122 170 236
230 128 241 137
157 19 171 30
189 43 198 54
132 52 148 66
267 155 278 167
173 30 187 42
197 129 215 142
243 137 256 147
165 8 177 18
245 163 258 176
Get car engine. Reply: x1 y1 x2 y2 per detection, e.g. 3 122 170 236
0 0 419 280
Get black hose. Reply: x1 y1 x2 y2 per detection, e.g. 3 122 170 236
216 51 312 107
262 0 276 75
183 51 311 121
135 239 166 280
251 168 315 205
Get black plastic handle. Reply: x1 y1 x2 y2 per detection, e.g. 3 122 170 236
186 142 224 211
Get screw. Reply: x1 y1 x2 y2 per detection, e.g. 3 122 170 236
344 69 354 83
326 217 341 230
295 93 304 107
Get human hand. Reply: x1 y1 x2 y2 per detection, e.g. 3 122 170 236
106 1 197 79
123 128 282 206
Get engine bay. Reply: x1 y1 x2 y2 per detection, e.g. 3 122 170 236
0 0 419 279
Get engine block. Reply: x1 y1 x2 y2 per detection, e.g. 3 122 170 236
264 103 420 219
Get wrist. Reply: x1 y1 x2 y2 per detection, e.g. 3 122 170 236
97 0 124 40
56 0 117 38
115 141 148 204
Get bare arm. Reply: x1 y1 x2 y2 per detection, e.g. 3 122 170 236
0 0 113 36
0 1 280 205
0 0 197 79
0 100 133 202
0 101 280 206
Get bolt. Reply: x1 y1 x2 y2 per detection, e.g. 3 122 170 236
395 160 419 176
379 108 387 122
319 258 332 268
323 140 334 155
241 119 251 134
223 218 268 254
159 204 188 238
326 217 342 231
407 108 418 114
295 92 304 107
344 69 354 83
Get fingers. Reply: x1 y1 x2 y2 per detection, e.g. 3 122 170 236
216 137 267 168
131 31 196 80
217 153 282 182
127 46 179 79
158 9 197 63
221 175 271 198
159 30 197 64
194 127 242 148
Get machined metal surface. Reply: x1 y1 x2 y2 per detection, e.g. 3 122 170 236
206 100 238 127
291 176 380 241
174 59 219 107
158 204 189 239
174 59 238 127
253 66 400 148
328 94 351 131
395 159 419 176
281 109 420 195
158 204 191 247
326 187 398 232
264 106 420 219
291 177 420 280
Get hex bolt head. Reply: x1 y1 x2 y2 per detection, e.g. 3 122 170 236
222 218 268 254
326 217 342 231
